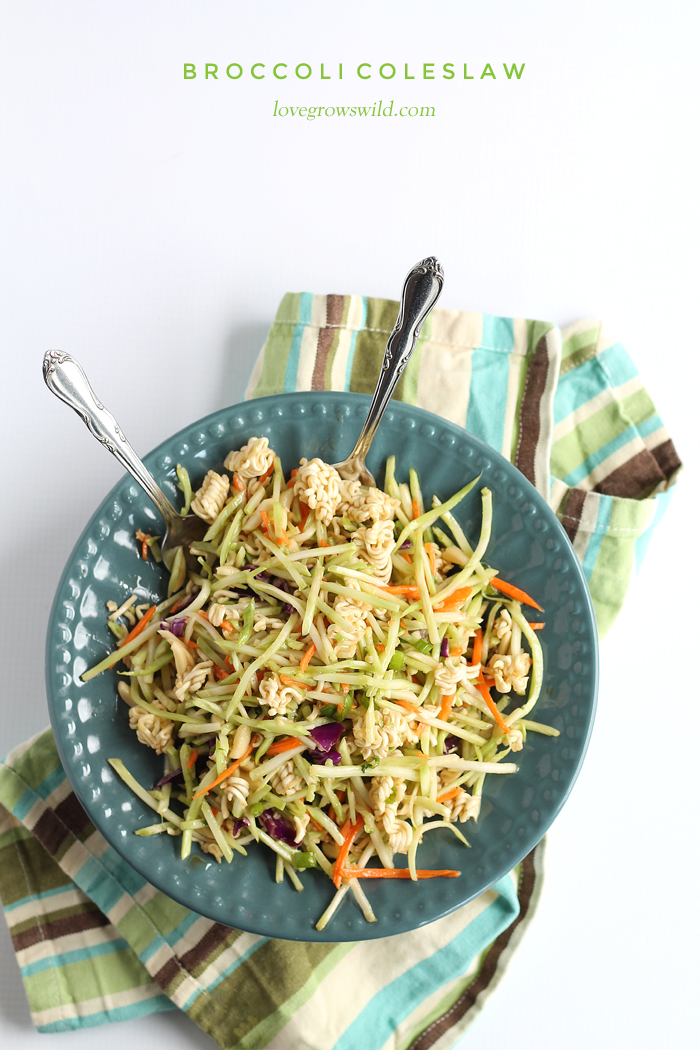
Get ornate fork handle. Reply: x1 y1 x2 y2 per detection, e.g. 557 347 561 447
42 350 180 528
345 257 444 467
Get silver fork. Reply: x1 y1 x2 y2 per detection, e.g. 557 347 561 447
42 350 206 569
332 256 444 485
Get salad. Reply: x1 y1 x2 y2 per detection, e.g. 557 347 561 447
85 436 556 929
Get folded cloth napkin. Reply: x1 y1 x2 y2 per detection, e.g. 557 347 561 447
0 294 681 1049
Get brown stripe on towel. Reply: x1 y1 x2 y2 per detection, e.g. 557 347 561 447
12 907 110 952
592 447 666 500
515 335 549 487
649 438 682 483
179 923 234 974
559 488 586 544
311 294 345 390
54 792 91 839
153 955 184 992
30 807 71 857
408 849 538 1050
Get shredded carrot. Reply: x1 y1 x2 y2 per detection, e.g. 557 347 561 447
412 498 420 520
299 502 310 529
470 628 483 667
490 577 543 612
426 542 436 575
397 699 424 719
212 665 230 681
260 464 275 484
308 814 325 832
259 508 272 533
436 787 461 804
299 642 316 672
476 679 510 735
118 605 156 648
341 683 350 694
290 468 299 477
340 868 460 880
402 552 412 564
434 586 472 611
439 693 455 722
197 610 209 621
319 539 330 548
136 529 150 560
450 645 464 657
279 673 311 690
381 585 420 597
333 817 365 887
529 622 545 630
219 620 233 634
185 640 198 649
186 749 199 769
267 736 304 756
192 744 254 798
232 474 245 492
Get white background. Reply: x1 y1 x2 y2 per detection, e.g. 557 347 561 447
1 1 698 1048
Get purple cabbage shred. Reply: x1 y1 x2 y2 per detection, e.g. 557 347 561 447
154 767 185 788
308 722 344 752
444 735 460 754
307 747 342 765
440 637 450 658
258 809 297 847
399 540 412 550
231 817 250 837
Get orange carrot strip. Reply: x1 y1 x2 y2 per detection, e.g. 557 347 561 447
412 498 420 520
439 693 455 722
299 502 310 529
402 552 412 564
340 868 460 880
118 605 156 648
186 749 199 769
259 508 271 533
197 611 209 621
397 699 427 721
341 683 350 694
279 674 311 690
185 640 198 649
490 577 543 612
380 585 420 597
136 529 150 560
219 620 233 634
434 586 472 611
259 464 274 484
436 787 461 804
450 645 464 657
470 628 483 667
319 539 330 548
300 642 317 672
267 736 304 756
529 622 545 630
426 543 436 575
476 679 510 735
232 474 245 491
290 468 299 477
192 744 254 798
333 817 365 888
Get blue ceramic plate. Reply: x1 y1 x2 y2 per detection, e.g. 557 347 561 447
46 392 598 941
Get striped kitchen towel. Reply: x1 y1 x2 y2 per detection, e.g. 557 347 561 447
0 292 680 1049
0 729 537 1047
248 294 681 636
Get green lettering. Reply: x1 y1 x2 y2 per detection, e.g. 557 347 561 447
480 63 496 79
503 62 525 80
205 63 218 79
183 63 196 79
423 63 435 80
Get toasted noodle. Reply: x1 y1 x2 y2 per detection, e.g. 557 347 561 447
97 439 557 928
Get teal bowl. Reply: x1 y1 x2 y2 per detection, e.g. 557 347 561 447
46 392 598 941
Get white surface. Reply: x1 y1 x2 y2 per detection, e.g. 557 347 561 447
1 1 698 1047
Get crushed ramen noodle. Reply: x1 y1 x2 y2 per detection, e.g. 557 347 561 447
86 438 557 929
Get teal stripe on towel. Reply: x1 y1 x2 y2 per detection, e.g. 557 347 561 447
331 876 518 1050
